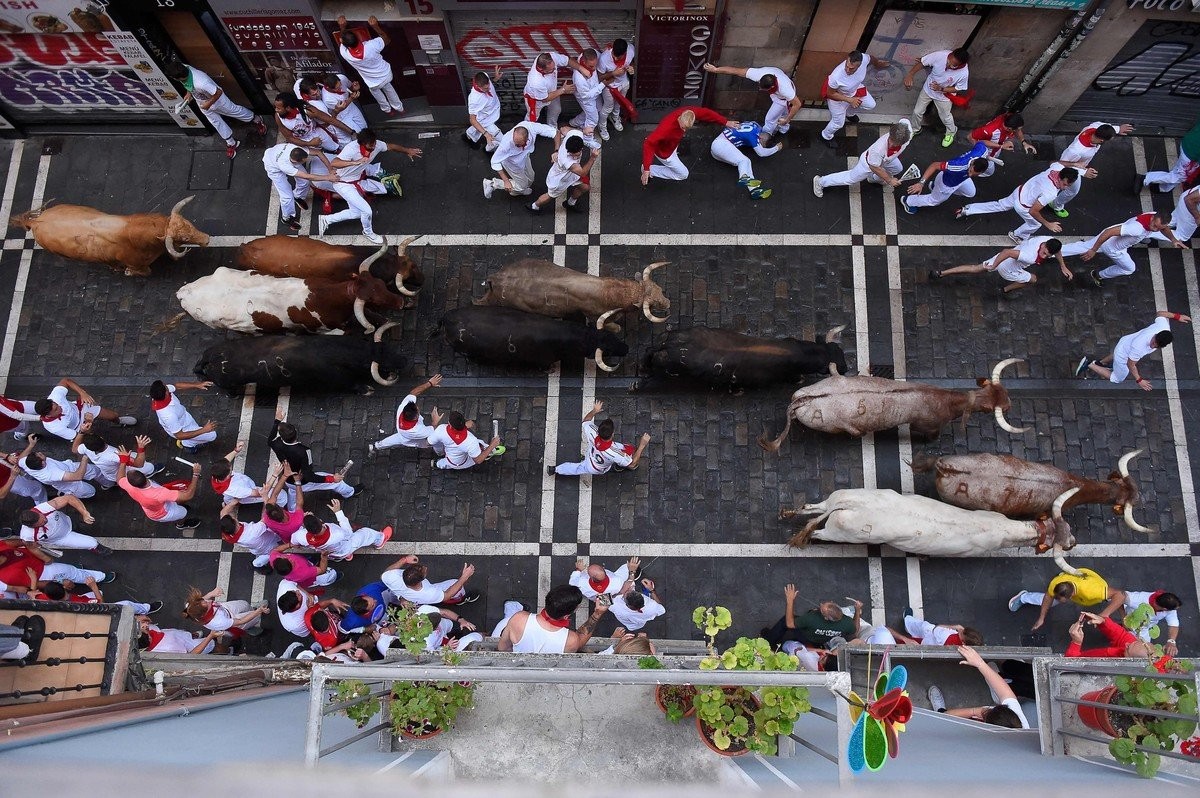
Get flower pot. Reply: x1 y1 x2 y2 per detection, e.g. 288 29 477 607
399 722 444 740
655 684 697 718
695 689 761 757
1078 686 1121 738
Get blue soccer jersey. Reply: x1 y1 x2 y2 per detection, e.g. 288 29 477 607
722 121 764 149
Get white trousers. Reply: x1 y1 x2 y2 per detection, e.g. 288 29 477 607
149 502 189 523
763 97 791 136
570 94 603 132
41 562 105 583
650 150 689 181
375 431 430 450
490 158 535 195
818 154 901 188
181 429 218 449
21 528 99 550
12 474 47 503
300 475 355 498
961 188 1041 240
1145 145 1196 191
822 93 876 140
465 118 501 148
555 459 604 477
599 77 630 129
1 641 29 660
329 527 384 559
490 600 524 638
912 91 956 136
269 170 310 220
709 135 778 180
907 173 978 207
202 94 255 146
95 462 153 490
1019 591 1050 607
327 174 384 236
49 479 96 499
1061 237 1137 278
368 82 403 114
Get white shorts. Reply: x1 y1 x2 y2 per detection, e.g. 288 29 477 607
994 257 1033 284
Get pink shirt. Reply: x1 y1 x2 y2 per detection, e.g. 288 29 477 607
263 506 305 537
269 551 322 588
118 478 179 520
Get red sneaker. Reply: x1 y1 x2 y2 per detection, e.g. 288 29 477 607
226 141 239 159
377 525 393 548
322 195 333 214
252 118 267 136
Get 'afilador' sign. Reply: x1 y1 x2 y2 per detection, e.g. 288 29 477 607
635 7 717 119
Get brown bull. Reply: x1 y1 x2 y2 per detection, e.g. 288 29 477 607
11 196 209 277
476 259 670 328
910 449 1150 532
759 359 1026 450
233 235 423 298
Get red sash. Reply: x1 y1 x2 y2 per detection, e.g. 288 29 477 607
151 396 172 411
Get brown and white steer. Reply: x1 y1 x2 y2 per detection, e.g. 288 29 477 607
476 259 671 328
911 449 1150 532
759 359 1026 450
10 196 209 277
781 487 1081 568
177 248 402 334
233 235 423 298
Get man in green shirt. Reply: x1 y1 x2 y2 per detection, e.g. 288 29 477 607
762 584 861 651
1142 117 1200 193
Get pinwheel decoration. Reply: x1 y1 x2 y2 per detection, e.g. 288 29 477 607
845 661 913 773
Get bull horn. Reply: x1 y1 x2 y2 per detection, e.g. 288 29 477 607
1051 487 1080 519
828 361 839 376
396 235 418 256
169 195 195 217
825 324 846 343
395 278 417 297
393 236 420 296
595 308 621 331
990 357 1023 383
1052 544 1083 577
1117 448 1144 478
163 195 195 259
640 261 669 282
373 321 400 343
994 406 1029 434
1123 503 1152 534
358 239 388 274
642 298 670 323
594 309 622 372
353 298 375 334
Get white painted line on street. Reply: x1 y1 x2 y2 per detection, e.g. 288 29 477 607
0 140 24 230
206 233 556 248
215 550 233 596
0 152 47 396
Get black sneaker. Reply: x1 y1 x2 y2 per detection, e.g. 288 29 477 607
928 269 942 280
282 216 301 231
564 200 584 213
460 590 481 604
175 518 201 531
146 600 164 614
1089 269 1103 287
527 203 542 213
92 543 113 556
546 464 557 476
846 114 860 124
1075 357 1091 378
295 197 309 211
101 571 118 584
903 606 914 619
350 484 367 498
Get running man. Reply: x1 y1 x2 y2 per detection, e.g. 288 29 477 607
165 61 265 159
318 129 422 244
547 401 650 478
820 50 889 143
703 61 799 141
530 128 598 213
642 107 735 185
368 375 441 456
901 141 992 214
1061 211 1184 286
903 47 970 147
929 236 1070 295
813 120 912 197
1076 310 1190 389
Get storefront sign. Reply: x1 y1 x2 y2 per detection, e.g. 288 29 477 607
0 0 116 34
634 6 717 116
924 0 1090 8
1126 0 1200 10
206 0 335 101
104 31 199 128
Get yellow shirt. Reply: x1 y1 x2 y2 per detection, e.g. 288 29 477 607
1048 568 1108 606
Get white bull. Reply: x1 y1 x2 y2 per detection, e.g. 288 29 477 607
781 487 1081 570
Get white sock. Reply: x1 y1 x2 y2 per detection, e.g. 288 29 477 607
566 197 577 206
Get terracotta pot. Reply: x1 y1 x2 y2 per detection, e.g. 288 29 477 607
1078 686 1120 738
655 684 697 718
400 722 444 740
695 689 761 757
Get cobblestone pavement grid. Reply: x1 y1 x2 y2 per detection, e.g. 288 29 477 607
0 116 1197 655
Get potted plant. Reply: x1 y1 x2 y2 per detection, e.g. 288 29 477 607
332 678 381 728
690 606 812 756
1075 603 1198 778
389 679 475 739
639 654 698 723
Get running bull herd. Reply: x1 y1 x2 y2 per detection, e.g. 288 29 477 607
12 198 1159 571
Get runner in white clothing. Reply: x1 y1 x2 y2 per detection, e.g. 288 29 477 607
522 51 582 127
957 165 1078 242
149 380 217 450
1 445 47 503
165 62 264 159
1104 589 1182 649
263 142 337 232
1149 185 1200 244
337 15 403 115
568 49 605 146
427 409 501 470
274 92 344 155
318 129 422 245
298 78 356 147
19 449 101 499
925 645 1030 729
1048 120 1133 217
369 375 441 455
184 587 269 635
610 579 666 631
484 121 560 199
464 67 503 151
530 129 599 213
1061 211 1184 285
568 556 638 601
498 585 606 653
904 48 970 148
19 495 107 553
75 432 155 489
321 72 368 135
36 377 136 441
381 561 476 606
703 61 800 139
549 401 650 477
1077 311 1190 388
597 39 635 141
929 236 1070 294
292 499 390 560
820 50 889 142
211 445 294 512
813 120 912 197
219 513 284 570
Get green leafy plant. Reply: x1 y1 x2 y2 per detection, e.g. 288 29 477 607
384 603 434 657
389 680 475 737
332 678 381 729
1102 603 1198 777
690 607 812 756
638 655 665 670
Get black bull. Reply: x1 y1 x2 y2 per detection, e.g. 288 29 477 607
635 325 848 391
194 324 406 394
436 306 628 370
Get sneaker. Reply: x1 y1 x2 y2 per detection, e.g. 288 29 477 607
546 464 557 476
612 116 624 132
1050 206 1069 218
118 416 137 426
928 269 943 280
92 543 113 556
367 443 378 459
1007 591 1028 612
812 175 824 198
940 133 955 148
282 216 301 231
482 178 494 200
281 642 304 660
927 684 947 712
1089 269 1103 287
176 518 201 531
737 176 762 188
749 186 772 200
564 199 583 213
363 232 384 245
146 600 164 614
1075 357 1091 378
488 445 507 458
954 207 966 220
252 117 267 136
846 114 860 124
377 525 393 548
382 108 396 116
226 140 240 159
460 590 481 604
295 197 309 212
431 458 440 468
599 127 610 141
317 215 332 236
900 196 916 215
175 439 184 449
101 571 118 584
13 431 25 441
1007 231 1023 245
350 484 367 498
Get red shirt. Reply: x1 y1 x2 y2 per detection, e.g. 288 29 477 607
1066 617 1136 657
0 541 44 589
642 106 728 170
970 114 1013 146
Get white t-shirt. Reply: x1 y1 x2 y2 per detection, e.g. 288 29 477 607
202 603 237 632
154 385 201 439
491 121 557 172
598 44 635 87
277 580 312 637
997 696 1030 729
523 52 569 100
146 625 213 654
322 74 368 132
19 501 71 543
826 58 869 97
568 564 630 600
1115 317 1171 364
291 523 351 556
187 66 221 103
1123 590 1180 628
609 594 665 631
920 50 969 100
339 37 392 87
745 66 796 102
77 443 122 484
390 395 435 445
41 385 86 439
864 132 908 167
427 425 484 468
385 577 446 605
995 236 1053 282
335 139 387 182
20 456 74 486
1104 215 1158 252
580 420 633 474
468 83 502 126
572 64 603 102
1017 169 1062 210
221 472 261 503
231 520 277 557
263 142 302 178
1059 121 1120 166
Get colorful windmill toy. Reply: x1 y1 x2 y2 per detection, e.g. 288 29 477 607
846 660 913 772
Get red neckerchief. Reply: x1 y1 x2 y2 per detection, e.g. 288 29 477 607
594 437 613 452
307 528 330 546
282 108 299 120
348 43 365 60
944 633 962 646
151 395 173 411
1135 212 1155 230
397 410 417 430
613 53 626 68
227 522 244 543
886 143 902 157
328 86 345 95
211 475 233 493
359 143 374 158
539 609 570 629
200 604 217 623
589 574 610 594
39 409 59 422
146 628 165 649
1079 127 1097 148
447 426 469 444
1149 590 1165 608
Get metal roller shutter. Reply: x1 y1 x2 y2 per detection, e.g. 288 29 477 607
450 9 636 118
